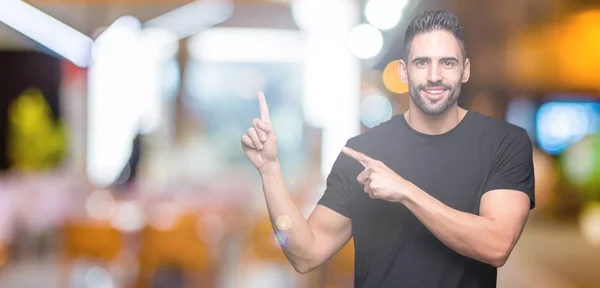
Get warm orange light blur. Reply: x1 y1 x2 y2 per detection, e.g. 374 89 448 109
532 148 558 211
508 10 600 92
382 60 409 94
556 10 600 91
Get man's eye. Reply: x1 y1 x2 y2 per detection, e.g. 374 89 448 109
443 61 455 67
416 61 426 67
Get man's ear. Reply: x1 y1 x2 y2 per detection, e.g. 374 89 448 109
462 58 471 83
398 59 408 84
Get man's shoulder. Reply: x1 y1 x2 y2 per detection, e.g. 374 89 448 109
467 111 529 140
345 114 402 150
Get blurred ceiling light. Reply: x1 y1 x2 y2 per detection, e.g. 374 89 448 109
145 0 233 40
360 93 393 128
365 0 407 30
348 24 383 59
0 0 93 67
138 27 179 61
188 28 305 63
292 0 361 178
291 0 356 33
87 16 142 186
382 60 408 94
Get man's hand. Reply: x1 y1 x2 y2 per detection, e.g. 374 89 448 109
241 91 279 173
342 147 415 203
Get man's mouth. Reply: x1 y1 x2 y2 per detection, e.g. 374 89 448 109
421 88 448 100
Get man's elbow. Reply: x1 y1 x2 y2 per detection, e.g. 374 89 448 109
291 261 319 274
487 243 512 268
489 254 508 268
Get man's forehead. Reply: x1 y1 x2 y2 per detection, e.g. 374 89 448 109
408 30 462 60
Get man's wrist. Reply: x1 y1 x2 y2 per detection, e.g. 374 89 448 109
259 159 281 177
397 181 420 205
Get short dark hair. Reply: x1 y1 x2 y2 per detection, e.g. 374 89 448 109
403 11 466 62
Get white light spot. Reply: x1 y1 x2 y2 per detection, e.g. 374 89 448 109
110 202 144 233
365 0 407 30
86 190 115 221
276 215 291 231
348 24 383 59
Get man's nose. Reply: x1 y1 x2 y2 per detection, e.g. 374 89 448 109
427 64 442 83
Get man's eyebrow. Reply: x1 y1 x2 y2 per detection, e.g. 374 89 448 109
440 57 460 62
412 57 430 63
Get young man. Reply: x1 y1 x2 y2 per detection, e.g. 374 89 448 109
241 10 535 288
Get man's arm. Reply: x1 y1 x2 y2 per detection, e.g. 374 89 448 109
401 187 530 267
241 91 352 274
341 127 534 268
260 161 352 274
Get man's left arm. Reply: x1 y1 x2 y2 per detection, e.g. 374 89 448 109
401 130 535 267
342 129 535 268
401 187 531 267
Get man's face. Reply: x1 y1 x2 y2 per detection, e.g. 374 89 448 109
399 30 470 115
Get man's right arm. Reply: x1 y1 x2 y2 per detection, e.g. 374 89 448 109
241 91 352 273
260 161 352 274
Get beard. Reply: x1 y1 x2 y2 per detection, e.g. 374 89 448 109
408 76 462 115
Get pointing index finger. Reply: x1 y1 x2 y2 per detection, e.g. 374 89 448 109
258 91 271 122
342 147 375 167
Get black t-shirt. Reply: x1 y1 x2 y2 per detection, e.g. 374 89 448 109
318 111 535 288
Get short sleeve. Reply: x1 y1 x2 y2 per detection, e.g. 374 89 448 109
317 152 354 218
483 129 536 209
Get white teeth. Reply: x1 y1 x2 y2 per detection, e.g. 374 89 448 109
427 90 444 94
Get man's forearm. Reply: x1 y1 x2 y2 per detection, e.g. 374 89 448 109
259 160 316 270
400 185 513 267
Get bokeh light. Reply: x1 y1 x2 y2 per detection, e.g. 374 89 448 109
360 93 393 128
149 202 179 231
110 202 144 233
84 266 114 288
561 134 600 197
382 60 408 94
365 0 407 30
580 202 600 247
85 189 115 221
348 24 383 59
272 230 289 249
536 101 600 155
275 215 291 231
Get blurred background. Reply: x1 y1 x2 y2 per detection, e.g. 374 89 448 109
0 0 599 287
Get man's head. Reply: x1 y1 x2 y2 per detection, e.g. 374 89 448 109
398 11 470 115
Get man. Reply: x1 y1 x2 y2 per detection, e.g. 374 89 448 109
241 10 535 288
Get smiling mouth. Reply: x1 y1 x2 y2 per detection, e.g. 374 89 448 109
421 88 448 100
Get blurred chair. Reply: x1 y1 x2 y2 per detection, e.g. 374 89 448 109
136 212 216 288
323 238 354 288
60 220 124 287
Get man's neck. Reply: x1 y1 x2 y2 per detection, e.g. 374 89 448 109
404 104 467 135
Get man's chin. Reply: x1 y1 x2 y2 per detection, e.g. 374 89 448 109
417 99 452 115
